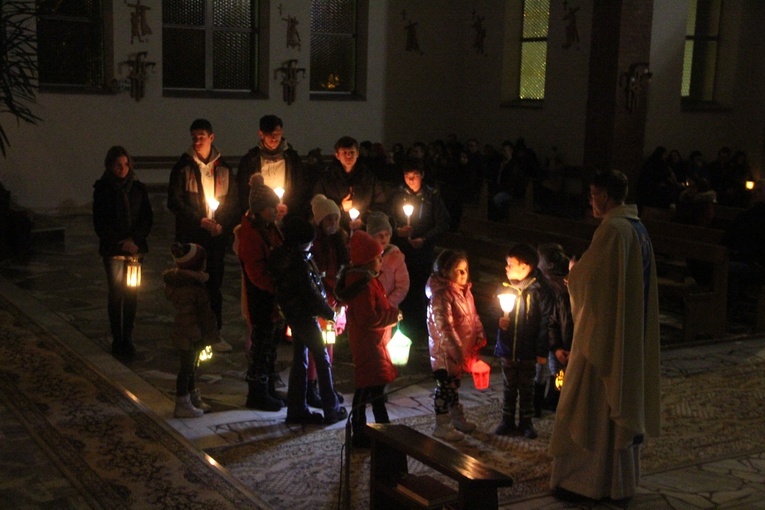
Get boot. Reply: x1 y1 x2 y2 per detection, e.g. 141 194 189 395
174 394 204 418
533 382 545 418
433 414 464 442
246 377 284 411
190 388 211 412
449 403 476 433
494 416 518 436
122 328 136 356
519 417 538 439
306 379 323 408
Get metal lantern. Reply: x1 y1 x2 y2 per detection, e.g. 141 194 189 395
471 359 491 390
386 328 412 366
126 257 141 287
323 320 336 345
498 292 517 318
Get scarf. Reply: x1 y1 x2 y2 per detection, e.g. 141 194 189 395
258 139 289 162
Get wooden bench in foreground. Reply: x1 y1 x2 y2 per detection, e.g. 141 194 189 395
367 423 513 510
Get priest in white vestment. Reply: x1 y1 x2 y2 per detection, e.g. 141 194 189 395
550 170 661 501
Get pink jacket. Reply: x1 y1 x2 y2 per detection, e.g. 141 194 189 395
426 274 487 376
377 244 409 307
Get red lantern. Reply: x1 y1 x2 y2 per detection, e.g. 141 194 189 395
471 359 491 390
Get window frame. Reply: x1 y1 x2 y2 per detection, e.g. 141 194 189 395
36 0 114 94
161 0 268 99
501 0 549 107
681 0 724 109
308 0 368 101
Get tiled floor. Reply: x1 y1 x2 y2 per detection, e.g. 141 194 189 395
2 197 765 509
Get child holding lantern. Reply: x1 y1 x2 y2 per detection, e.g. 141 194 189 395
494 243 555 439
425 249 487 442
163 242 220 418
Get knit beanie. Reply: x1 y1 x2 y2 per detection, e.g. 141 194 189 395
248 173 280 213
282 216 316 247
311 193 341 224
365 211 392 237
171 242 207 271
349 230 383 266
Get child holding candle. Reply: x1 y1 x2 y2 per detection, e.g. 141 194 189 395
425 249 486 442
494 243 555 439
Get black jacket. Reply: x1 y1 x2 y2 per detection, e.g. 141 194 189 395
268 245 334 323
167 151 238 244
93 170 153 257
236 145 308 218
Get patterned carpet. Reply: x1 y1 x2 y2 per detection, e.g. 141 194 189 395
208 356 765 510
0 297 269 509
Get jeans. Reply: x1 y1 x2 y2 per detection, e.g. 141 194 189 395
286 318 340 416
501 358 536 422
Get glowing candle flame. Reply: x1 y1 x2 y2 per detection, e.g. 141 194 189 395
349 208 360 221
403 204 414 225
498 293 517 317
274 187 285 201
746 180 755 190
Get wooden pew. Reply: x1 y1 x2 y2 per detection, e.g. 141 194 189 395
366 423 513 510
443 214 731 343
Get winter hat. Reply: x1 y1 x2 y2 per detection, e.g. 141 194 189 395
349 230 383 266
248 173 280 213
171 242 207 271
311 194 340 224
365 211 392 237
282 216 316 247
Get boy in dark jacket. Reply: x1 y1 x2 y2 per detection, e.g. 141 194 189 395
269 216 347 425
494 243 554 439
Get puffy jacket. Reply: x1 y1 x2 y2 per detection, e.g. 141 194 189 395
494 269 554 361
425 274 487 376
335 266 400 387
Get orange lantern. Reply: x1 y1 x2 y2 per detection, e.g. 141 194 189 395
471 359 491 390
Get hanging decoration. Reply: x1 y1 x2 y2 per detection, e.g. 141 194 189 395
127 0 152 44
401 10 423 55
282 13 302 50
274 59 306 105
471 10 486 55
562 2 580 50
119 51 156 102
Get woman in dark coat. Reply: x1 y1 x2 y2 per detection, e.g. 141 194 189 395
93 146 153 357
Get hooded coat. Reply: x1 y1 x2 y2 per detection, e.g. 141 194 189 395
425 273 487 376
335 267 400 387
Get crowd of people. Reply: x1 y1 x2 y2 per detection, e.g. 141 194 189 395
93 115 660 504
637 145 755 213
